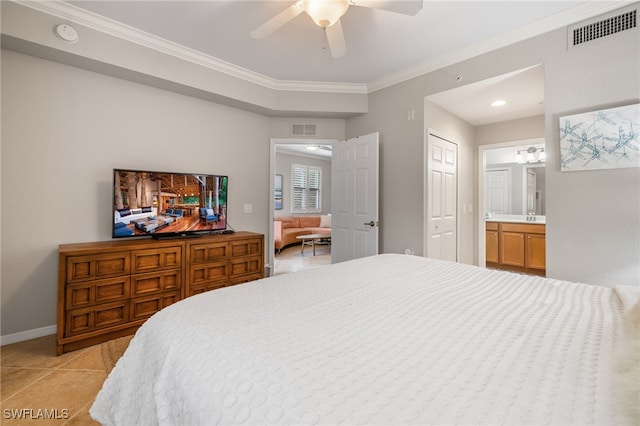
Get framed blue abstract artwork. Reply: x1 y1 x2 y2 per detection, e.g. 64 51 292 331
559 103 640 172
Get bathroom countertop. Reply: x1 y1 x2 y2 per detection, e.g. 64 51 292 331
485 215 546 224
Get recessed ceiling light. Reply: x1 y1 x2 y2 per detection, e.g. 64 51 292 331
491 100 506 107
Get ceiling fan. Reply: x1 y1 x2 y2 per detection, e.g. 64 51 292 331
250 0 423 58
305 144 332 151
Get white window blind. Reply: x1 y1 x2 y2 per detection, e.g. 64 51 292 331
292 164 321 213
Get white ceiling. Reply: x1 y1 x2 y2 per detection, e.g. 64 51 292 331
276 144 333 158
64 1 627 125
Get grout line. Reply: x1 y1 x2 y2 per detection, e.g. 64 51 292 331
63 398 98 425
0 368 57 404
54 347 91 370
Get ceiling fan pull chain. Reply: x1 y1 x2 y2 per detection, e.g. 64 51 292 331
321 27 328 50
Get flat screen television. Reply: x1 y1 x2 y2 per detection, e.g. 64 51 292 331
112 168 229 239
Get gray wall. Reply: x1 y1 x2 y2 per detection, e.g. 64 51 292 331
476 116 545 146
345 80 477 264
1 50 274 337
544 32 640 287
346 24 639 286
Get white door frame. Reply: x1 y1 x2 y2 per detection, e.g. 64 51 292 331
268 138 336 276
477 137 544 267
523 164 542 214
423 128 459 260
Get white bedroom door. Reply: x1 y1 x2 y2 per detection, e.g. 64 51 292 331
331 132 379 263
425 132 457 262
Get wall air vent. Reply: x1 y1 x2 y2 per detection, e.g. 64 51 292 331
291 123 317 137
569 6 637 48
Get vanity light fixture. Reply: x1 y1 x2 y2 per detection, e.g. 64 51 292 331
538 148 546 162
516 147 545 164
515 151 524 163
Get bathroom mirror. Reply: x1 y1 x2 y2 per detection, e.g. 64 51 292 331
485 144 545 215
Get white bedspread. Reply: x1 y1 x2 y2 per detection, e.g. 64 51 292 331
91 254 630 425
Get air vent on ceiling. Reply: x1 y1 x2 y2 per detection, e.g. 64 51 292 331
569 6 637 48
291 123 317 137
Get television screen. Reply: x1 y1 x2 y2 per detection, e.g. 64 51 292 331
112 169 228 238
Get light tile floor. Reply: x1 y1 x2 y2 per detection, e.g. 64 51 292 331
1 335 114 425
274 243 331 275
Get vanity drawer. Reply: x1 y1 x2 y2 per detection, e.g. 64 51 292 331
501 223 545 234
486 222 499 231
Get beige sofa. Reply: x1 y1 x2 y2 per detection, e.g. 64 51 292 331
274 215 331 251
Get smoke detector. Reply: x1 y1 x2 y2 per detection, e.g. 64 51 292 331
55 24 79 43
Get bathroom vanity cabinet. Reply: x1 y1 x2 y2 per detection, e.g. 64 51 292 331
486 221 545 276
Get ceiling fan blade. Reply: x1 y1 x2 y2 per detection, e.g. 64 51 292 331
325 19 347 59
351 0 423 16
250 1 305 39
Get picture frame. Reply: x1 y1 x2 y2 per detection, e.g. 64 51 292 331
559 103 640 172
274 174 283 210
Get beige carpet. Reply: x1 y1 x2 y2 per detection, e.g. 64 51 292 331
100 335 134 374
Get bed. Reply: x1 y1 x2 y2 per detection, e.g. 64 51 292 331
90 254 639 425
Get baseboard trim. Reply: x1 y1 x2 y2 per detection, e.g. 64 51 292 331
1 325 57 346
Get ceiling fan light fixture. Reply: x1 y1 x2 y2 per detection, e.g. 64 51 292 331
302 0 350 28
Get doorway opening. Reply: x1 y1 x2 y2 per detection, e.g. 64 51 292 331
477 138 546 266
268 138 335 276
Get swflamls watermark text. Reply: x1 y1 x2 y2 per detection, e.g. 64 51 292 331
3 408 70 420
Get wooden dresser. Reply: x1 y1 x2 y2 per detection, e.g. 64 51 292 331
57 231 263 355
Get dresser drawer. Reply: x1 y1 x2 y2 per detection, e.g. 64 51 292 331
189 242 229 264
65 301 129 336
229 256 262 278
130 270 181 297
230 238 262 258
189 260 228 287
130 291 180 321
131 247 182 274
66 277 130 309
66 252 130 283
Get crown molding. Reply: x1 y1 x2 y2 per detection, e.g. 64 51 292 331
15 0 367 95
12 0 632 96
274 80 367 94
367 1 633 93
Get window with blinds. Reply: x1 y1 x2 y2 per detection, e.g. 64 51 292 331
292 164 321 213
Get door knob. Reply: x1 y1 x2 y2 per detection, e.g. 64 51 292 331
364 221 379 227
